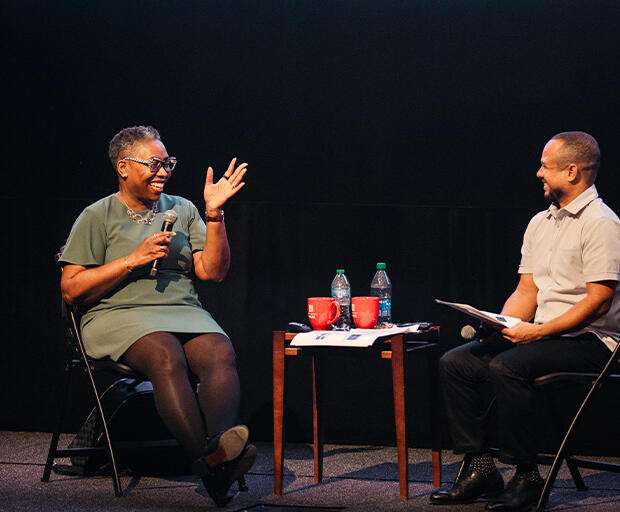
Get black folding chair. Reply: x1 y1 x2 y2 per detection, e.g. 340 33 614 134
42 256 183 496
452 338 620 511
532 339 620 511
40 297 183 496
43 258 248 498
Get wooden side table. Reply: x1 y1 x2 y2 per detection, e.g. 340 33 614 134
272 327 442 501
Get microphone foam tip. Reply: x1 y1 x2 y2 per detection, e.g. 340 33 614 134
163 209 178 223
460 325 476 340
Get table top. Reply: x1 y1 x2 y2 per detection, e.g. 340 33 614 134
280 326 439 358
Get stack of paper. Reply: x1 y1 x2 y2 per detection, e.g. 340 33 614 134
435 299 521 329
290 324 423 347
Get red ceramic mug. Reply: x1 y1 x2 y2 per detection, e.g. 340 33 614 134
351 296 380 329
307 297 341 330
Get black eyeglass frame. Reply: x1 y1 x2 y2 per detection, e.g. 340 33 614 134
122 156 177 173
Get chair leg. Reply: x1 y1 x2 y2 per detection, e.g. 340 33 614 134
238 475 248 491
87 366 123 497
72 309 124 497
544 388 587 491
42 362 74 482
535 379 605 511
565 455 588 491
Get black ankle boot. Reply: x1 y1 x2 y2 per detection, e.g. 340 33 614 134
202 444 257 507
191 424 249 477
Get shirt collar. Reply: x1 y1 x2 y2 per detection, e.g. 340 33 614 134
548 184 598 218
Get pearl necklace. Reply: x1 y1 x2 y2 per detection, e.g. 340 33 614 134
117 195 159 225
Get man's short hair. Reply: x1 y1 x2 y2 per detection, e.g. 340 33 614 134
550 131 600 174
108 125 161 168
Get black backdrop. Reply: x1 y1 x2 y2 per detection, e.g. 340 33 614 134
3 1 620 451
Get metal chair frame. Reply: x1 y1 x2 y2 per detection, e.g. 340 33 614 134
41 301 180 496
42 303 134 495
532 339 620 511
453 340 620 511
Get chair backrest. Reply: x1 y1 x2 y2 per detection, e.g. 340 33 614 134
57 249 140 379
66 302 141 378
55 246 196 383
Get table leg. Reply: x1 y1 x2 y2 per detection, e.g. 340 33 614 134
391 334 408 501
273 331 286 495
312 354 324 483
429 339 442 488
432 451 442 488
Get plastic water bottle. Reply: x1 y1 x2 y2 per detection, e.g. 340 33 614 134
371 262 392 326
331 269 351 330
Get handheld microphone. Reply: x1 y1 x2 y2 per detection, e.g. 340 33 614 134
150 209 178 277
460 323 495 340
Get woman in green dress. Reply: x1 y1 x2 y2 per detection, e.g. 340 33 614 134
59 125 254 506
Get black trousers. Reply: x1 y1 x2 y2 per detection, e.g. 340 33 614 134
439 333 610 465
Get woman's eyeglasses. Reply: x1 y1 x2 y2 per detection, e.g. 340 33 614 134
122 156 177 173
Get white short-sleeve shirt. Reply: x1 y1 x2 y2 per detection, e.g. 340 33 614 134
518 185 620 350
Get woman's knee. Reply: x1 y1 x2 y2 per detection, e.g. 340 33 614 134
186 333 237 371
123 332 189 377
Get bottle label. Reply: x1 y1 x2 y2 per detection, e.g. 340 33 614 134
331 287 351 299
379 298 391 317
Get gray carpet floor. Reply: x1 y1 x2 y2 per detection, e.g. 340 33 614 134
1 431 619 511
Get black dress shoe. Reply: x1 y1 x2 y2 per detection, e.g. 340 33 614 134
202 444 257 507
430 469 504 504
485 474 544 511
192 425 249 477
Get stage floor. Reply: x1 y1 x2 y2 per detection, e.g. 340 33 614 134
1 431 619 511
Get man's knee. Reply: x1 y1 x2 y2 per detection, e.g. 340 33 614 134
487 355 525 384
439 349 457 374
439 344 472 376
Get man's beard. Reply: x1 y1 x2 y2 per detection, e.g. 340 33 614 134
544 186 563 206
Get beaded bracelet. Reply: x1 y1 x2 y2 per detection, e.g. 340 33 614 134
124 255 134 273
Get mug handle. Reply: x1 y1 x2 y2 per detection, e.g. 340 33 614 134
328 301 341 326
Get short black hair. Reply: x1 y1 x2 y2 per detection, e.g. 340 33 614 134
551 131 600 173
108 125 161 169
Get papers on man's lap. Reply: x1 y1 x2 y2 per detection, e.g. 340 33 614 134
435 299 521 329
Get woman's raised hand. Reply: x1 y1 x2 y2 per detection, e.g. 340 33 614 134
203 157 247 211
127 231 176 269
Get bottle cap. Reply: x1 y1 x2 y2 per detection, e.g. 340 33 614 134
376 262 386 270
336 269 345 274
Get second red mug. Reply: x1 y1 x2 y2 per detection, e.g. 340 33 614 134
351 296 380 329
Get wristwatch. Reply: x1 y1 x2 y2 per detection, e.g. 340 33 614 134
205 208 224 222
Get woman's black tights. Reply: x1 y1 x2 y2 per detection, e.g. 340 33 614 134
120 331 240 460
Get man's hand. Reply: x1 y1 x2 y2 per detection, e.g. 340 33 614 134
501 321 545 344
501 281 615 344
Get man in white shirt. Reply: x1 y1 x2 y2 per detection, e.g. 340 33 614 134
430 132 620 511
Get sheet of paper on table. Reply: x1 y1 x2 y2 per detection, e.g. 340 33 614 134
290 324 423 347
434 299 521 329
